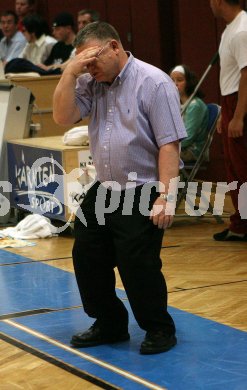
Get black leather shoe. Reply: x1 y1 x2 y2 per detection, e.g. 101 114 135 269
213 229 247 241
140 330 177 355
71 322 130 348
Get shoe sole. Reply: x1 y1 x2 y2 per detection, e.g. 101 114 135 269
214 236 247 241
140 336 177 355
70 333 130 348
213 230 247 241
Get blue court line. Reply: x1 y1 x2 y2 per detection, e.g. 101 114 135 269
1 306 247 390
0 250 33 265
0 261 127 316
0 261 82 315
0 249 72 266
1 253 247 389
0 320 149 390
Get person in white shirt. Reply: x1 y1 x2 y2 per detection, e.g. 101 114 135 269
209 0 247 241
0 10 27 66
19 13 56 64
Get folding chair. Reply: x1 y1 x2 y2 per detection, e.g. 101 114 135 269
176 103 224 223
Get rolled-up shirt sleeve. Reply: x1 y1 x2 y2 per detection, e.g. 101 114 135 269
75 74 94 118
148 80 187 147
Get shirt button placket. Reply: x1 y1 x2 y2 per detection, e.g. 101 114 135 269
102 89 115 180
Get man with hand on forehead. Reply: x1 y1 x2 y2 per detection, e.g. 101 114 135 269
53 21 186 355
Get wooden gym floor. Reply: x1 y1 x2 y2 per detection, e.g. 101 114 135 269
0 198 246 389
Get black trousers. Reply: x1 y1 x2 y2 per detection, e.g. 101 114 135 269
5 58 61 76
72 182 175 337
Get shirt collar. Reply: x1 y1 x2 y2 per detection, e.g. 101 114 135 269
2 36 8 44
116 52 134 84
98 52 134 88
34 34 46 47
2 36 13 45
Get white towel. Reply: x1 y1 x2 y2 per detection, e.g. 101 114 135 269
0 214 58 239
63 126 89 146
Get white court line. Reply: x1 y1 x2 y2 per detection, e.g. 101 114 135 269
3 319 166 390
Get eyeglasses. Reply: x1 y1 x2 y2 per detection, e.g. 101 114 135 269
96 41 111 59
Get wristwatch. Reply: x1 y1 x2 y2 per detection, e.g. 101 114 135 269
159 193 176 202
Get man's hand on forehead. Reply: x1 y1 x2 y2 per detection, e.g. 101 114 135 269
76 45 100 57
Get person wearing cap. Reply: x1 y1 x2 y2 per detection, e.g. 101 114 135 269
38 12 76 71
4 12 75 75
40 10 99 74
170 64 208 162
18 13 56 64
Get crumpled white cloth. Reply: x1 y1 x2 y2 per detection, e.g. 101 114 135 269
0 214 58 239
63 126 89 146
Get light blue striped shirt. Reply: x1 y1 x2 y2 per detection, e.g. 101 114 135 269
75 53 186 188
0 31 27 62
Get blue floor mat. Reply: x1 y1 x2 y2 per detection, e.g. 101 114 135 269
1 253 247 389
0 261 82 315
1 306 247 390
0 250 33 265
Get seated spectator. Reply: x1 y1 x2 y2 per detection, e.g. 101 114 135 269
0 10 27 66
19 14 56 64
77 9 100 30
170 65 209 162
49 8 100 68
5 12 75 76
4 11 99 76
15 0 36 32
4 57 61 76
37 9 100 73
38 12 76 71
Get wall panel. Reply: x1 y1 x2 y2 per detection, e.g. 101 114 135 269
130 0 162 67
105 0 132 51
44 0 90 30
171 0 225 182
172 0 220 104
87 0 107 22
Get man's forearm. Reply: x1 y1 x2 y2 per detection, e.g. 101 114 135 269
158 141 180 194
53 71 81 126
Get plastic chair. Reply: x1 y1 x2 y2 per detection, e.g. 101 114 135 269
176 103 224 223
